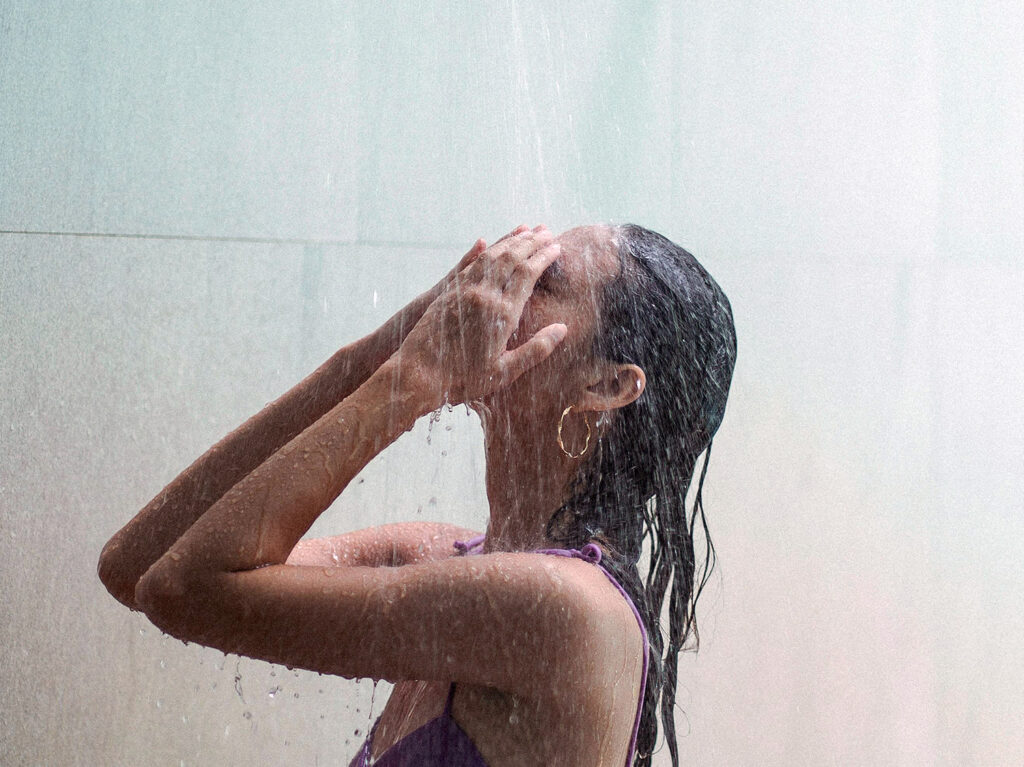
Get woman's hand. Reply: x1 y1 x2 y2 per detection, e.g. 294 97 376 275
414 224 532 312
363 226 531 360
395 226 566 408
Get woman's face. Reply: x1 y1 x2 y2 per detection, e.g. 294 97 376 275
492 224 622 415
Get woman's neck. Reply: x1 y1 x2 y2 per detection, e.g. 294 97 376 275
479 406 579 553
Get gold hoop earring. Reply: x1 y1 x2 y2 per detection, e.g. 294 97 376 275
557 405 591 459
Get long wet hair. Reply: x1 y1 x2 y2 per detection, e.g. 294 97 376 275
545 224 737 767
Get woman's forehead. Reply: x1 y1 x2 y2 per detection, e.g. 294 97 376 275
554 224 620 278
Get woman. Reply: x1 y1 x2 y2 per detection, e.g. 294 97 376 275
99 222 737 766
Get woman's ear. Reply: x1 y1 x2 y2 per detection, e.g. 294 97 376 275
578 363 646 413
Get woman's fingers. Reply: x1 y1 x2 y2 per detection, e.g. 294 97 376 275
457 238 487 269
492 228 555 286
498 323 568 384
441 238 486 287
463 227 543 286
493 224 530 246
457 225 532 277
503 241 561 301
461 239 486 269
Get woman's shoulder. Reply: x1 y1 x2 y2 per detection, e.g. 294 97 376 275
458 548 647 760
469 546 645 669
284 528 642 701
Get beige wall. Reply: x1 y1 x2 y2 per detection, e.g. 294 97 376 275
2 1 1022 764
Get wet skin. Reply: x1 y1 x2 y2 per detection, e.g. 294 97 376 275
104 224 649 767
472 225 646 555
348 225 650 763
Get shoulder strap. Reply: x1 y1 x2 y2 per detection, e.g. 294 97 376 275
453 533 486 555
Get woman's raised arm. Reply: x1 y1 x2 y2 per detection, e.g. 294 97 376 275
127 228 607 704
97 234 501 609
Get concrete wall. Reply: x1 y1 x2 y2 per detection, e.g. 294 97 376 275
2 1 1021 764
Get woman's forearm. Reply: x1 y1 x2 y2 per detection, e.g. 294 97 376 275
134 357 434 618
97 293 435 610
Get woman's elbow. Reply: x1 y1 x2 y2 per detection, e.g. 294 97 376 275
134 561 177 613
97 538 140 610
133 560 221 643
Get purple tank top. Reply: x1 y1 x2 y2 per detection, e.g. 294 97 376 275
348 535 650 767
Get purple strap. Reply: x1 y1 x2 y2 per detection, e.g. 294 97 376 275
454 537 649 767
452 533 487 554
532 541 605 564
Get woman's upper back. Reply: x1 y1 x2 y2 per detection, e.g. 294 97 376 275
347 535 649 767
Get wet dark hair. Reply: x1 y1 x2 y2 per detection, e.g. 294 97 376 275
545 224 737 767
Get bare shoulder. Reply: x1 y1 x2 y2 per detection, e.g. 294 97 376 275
530 552 646 677
371 554 647 765
455 552 647 764
460 550 645 698
435 549 644 699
